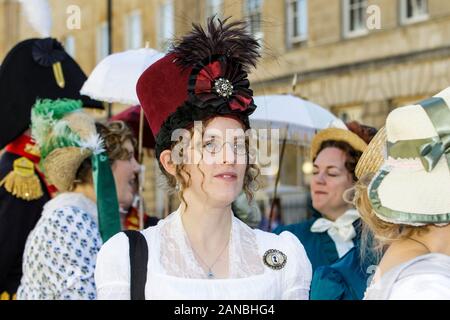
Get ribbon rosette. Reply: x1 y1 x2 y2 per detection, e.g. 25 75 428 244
419 134 450 172
187 55 256 114
32 38 67 67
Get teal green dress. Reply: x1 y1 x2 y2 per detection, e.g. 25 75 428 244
274 217 368 300
309 246 371 300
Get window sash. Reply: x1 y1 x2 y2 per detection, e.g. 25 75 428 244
245 0 263 35
125 11 142 50
64 35 76 58
96 22 109 62
343 0 368 38
348 0 366 32
287 0 307 44
206 0 223 18
158 1 174 51
401 0 428 24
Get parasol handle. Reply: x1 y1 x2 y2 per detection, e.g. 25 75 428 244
292 73 298 94
268 125 289 232
138 106 145 164
138 164 145 230
137 106 145 229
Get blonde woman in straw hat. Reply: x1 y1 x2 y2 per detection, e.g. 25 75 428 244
17 99 140 300
274 121 376 298
361 88 450 300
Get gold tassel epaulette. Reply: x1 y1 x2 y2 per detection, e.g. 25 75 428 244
0 157 44 201
0 291 16 300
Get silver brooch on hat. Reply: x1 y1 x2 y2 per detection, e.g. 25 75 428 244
263 249 287 270
214 78 234 98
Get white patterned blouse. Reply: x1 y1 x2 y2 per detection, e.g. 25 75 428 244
17 193 102 300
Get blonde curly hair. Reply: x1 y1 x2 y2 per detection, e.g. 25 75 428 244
352 173 430 259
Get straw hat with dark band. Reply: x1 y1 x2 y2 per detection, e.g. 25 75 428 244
310 127 368 160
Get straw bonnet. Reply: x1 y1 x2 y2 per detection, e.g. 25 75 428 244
368 87 450 226
32 99 103 192
355 127 387 179
31 98 121 241
310 124 368 160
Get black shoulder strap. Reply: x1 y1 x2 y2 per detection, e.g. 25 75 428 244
123 230 148 300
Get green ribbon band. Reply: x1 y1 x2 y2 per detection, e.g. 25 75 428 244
92 152 121 243
368 170 450 224
387 97 450 172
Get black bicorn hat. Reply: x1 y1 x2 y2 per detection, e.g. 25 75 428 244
0 37 103 149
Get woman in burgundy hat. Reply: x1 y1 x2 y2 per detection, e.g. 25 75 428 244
95 17 312 300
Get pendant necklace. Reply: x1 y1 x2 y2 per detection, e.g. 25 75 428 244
186 232 230 279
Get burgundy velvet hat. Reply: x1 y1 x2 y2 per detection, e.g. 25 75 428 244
136 17 261 158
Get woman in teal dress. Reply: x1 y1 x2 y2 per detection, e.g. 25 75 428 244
274 121 377 299
275 212 362 271
309 243 375 300
310 127 386 300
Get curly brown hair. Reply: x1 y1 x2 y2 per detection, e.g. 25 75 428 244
74 121 137 186
157 119 260 209
315 140 363 181
346 121 377 144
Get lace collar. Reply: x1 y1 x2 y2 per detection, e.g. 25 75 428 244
159 206 264 279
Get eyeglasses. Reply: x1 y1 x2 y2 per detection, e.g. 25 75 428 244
203 140 247 156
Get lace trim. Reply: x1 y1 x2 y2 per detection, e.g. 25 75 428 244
159 208 264 279
384 157 424 170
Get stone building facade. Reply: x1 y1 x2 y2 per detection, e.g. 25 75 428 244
2 0 450 219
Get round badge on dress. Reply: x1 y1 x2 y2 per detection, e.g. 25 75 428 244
263 249 287 270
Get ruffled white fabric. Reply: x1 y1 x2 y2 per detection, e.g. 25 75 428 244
310 209 360 258
364 253 450 300
95 208 312 300
388 274 450 299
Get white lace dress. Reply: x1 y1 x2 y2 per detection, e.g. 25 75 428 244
95 208 312 300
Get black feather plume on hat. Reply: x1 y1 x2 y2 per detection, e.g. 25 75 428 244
170 16 261 72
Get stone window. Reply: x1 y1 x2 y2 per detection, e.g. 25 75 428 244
244 0 264 44
124 10 142 50
205 0 223 19
64 35 76 58
400 0 428 25
343 0 368 38
158 1 174 52
286 0 308 46
96 22 109 63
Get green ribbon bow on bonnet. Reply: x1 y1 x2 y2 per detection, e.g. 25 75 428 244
387 97 450 172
